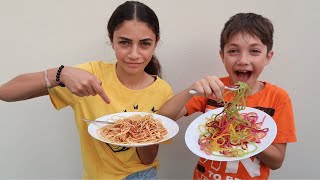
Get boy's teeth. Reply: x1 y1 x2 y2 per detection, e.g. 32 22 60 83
236 71 250 82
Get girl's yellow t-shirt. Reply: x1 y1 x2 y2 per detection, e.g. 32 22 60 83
48 61 174 179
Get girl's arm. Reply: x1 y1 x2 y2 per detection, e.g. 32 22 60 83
136 145 159 165
256 143 287 170
0 67 110 103
0 71 51 102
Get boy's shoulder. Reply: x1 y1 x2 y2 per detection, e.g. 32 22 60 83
261 81 293 104
264 81 289 96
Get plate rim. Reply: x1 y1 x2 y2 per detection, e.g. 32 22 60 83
88 112 179 147
185 107 277 161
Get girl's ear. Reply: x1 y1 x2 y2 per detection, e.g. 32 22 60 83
265 50 274 66
155 37 160 47
108 34 114 49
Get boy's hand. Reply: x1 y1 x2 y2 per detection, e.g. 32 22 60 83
189 76 225 101
60 67 110 104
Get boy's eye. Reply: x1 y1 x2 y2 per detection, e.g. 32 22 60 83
250 49 262 55
227 49 239 54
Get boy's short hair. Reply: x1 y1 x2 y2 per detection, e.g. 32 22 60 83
220 13 274 53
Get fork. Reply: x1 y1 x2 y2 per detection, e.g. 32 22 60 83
188 86 240 95
82 118 115 124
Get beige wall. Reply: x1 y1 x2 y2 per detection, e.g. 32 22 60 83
0 0 318 179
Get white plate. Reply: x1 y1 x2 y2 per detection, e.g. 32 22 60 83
88 112 179 147
185 107 277 161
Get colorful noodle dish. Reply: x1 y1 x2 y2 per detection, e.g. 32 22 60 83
198 82 269 157
97 114 168 144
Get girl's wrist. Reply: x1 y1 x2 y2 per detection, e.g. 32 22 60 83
55 65 65 87
46 67 65 88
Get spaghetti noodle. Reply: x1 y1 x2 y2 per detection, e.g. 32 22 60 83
97 114 168 144
198 82 269 157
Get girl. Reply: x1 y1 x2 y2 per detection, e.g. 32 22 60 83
0 1 173 179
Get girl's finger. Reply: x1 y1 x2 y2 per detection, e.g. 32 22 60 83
92 81 110 104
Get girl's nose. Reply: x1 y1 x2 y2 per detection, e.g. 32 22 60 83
128 45 141 59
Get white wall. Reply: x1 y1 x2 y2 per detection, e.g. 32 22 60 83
0 0 319 179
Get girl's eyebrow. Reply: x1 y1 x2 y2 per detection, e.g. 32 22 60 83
140 38 153 42
118 37 132 41
118 36 153 42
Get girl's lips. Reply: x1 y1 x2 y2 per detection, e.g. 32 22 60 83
126 62 142 68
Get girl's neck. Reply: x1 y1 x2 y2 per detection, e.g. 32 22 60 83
116 66 154 90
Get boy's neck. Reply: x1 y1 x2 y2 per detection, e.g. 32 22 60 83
248 81 265 96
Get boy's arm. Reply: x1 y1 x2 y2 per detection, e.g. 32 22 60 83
158 76 225 121
158 89 193 120
256 143 287 170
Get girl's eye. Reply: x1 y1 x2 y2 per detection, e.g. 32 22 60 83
140 41 151 48
119 41 130 46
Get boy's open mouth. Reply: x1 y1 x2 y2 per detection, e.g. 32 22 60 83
235 70 251 82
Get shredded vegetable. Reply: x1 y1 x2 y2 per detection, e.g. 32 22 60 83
198 82 269 157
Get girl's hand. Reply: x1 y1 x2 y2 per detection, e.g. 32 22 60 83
59 67 110 104
189 76 225 101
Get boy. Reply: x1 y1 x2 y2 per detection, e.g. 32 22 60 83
158 13 297 179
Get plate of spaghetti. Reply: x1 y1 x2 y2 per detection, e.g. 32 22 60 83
185 107 277 161
87 112 179 147
185 82 277 161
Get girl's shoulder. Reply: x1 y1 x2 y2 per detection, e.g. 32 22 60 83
75 60 116 75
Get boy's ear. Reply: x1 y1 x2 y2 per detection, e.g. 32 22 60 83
265 50 274 66
219 50 225 63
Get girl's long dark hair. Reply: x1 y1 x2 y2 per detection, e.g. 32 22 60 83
107 1 162 77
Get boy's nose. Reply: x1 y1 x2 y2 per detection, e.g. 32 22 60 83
237 54 250 65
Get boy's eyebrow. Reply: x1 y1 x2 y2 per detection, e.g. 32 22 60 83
225 43 239 47
249 43 264 48
226 43 264 48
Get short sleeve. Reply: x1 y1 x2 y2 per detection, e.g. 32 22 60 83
185 96 207 115
272 93 297 143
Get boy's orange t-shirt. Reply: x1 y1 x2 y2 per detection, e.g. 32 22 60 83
186 77 297 180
